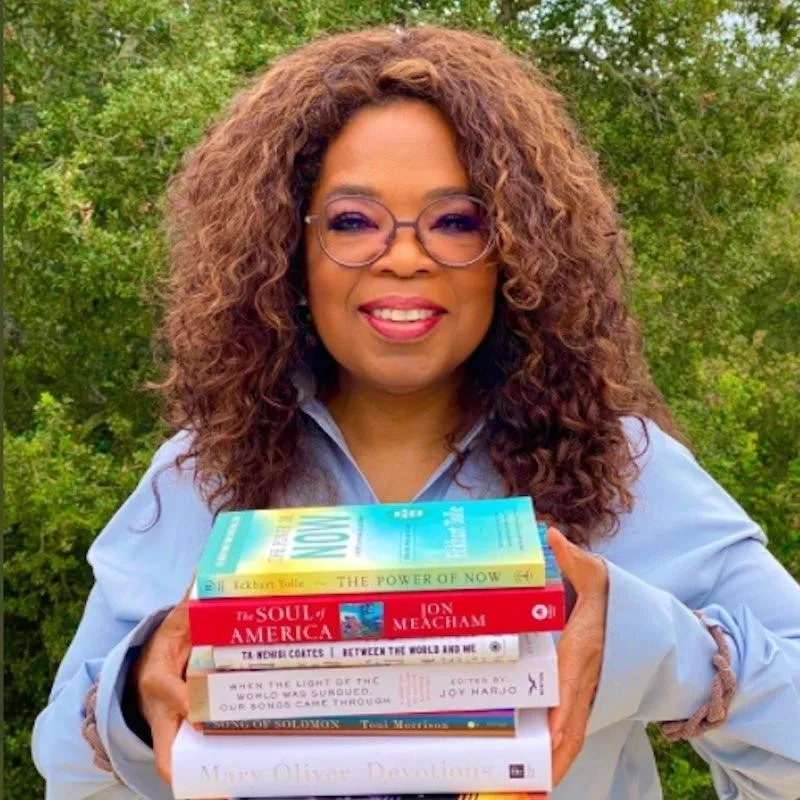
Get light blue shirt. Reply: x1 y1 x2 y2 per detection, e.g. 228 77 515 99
32 388 800 799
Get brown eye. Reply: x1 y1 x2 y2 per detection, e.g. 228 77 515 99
327 212 378 232
430 211 482 234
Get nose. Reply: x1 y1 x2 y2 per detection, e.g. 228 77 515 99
369 223 436 277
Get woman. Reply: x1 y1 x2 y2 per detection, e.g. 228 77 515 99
32 25 800 800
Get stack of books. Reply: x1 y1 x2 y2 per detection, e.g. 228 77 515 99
172 498 565 800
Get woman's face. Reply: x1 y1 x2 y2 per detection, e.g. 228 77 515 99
304 99 498 396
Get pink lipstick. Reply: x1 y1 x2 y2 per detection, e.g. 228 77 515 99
358 295 446 342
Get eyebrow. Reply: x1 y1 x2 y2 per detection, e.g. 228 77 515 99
322 184 472 203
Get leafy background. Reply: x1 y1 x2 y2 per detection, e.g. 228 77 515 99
4 1 799 798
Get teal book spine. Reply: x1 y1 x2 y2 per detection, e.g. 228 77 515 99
196 498 544 598
198 709 517 736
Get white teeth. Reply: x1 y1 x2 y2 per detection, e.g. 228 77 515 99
368 308 437 322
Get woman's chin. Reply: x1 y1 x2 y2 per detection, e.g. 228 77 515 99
352 360 461 397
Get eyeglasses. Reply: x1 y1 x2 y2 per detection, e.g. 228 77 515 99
304 194 494 268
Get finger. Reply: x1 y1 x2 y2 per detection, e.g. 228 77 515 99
157 605 193 667
165 626 193 675
547 527 602 594
551 640 597 782
179 574 197 604
548 705 560 747
549 603 598 743
159 672 190 719
140 670 190 720
551 718 585 784
549 634 583 744
169 595 192 627
551 674 595 784
151 710 183 787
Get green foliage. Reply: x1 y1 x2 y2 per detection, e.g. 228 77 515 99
4 1 799 798
3 395 157 797
649 728 718 800
673 339 800 574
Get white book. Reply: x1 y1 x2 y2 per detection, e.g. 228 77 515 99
209 633 520 669
188 633 557 722
172 709 551 798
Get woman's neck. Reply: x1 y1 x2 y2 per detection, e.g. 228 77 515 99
322 373 472 503
324 373 466 456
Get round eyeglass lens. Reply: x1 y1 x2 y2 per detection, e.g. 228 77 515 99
318 196 491 267
418 196 491 266
320 197 394 266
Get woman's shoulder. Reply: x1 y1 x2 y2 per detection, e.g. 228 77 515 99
602 415 766 599
86 430 215 619
149 427 196 468
618 413 763 540
620 414 694 468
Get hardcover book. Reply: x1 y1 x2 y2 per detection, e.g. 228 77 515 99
187 634 557 722
197 709 517 736
206 633 519 669
171 710 552 798
188 525 563 646
195 498 544 598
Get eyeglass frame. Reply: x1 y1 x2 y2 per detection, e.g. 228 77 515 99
303 193 495 268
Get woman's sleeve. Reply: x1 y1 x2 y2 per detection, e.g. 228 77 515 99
31 432 213 800
586 420 800 799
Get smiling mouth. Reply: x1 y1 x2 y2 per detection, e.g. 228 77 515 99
364 307 441 322
358 307 446 341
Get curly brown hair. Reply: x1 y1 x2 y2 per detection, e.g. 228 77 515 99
155 24 686 544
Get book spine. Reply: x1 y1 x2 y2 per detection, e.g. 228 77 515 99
197 709 516 736
233 795 548 800
210 633 519 669
197 561 547 598
188 583 564 646
187 638 557 722
232 795 548 800
171 724 551 798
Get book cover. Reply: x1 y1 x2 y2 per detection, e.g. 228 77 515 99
188 525 563 646
207 633 519 669
195 498 544 598
197 709 516 736
171 710 552 798
187 634 557 722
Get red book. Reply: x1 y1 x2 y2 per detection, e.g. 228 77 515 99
188 581 564 646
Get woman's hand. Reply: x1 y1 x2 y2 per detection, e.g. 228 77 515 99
129 586 193 787
546 527 609 785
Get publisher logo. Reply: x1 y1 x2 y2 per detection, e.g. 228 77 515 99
509 764 526 779
531 603 552 621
